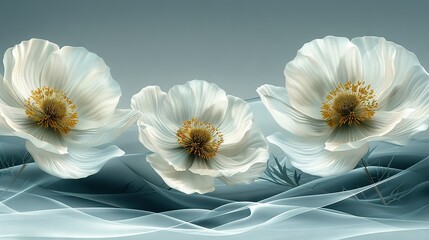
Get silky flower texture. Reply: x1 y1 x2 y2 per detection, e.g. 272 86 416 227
132 80 269 194
258 36 429 177
0 39 140 178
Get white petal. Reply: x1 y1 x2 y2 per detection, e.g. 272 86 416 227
257 84 332 137
65 109 140 147
131 86 167 125
268 132 369 177
285 36 359 119
132 87 184 166
217 95 253 145
189 126 269 177
0 80 13 134
137 125 177 153
160 80 228 129
352 37 396 98
131 86 177 148
136 127 177 154
0 109 13 135
377 66 429 142
0 74 23 108
336 44 363 83
147 153 215 194
27 141 124 179
3 39 59 103
187 156 222 177
218 162 268 185
325 109 413 151
157 147 193 171
0 103 67 154
352 37 421 100
378 65 429 113
383 118 429 144
40 46 121 130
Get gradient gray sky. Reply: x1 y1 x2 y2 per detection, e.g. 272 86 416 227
1 0 428 108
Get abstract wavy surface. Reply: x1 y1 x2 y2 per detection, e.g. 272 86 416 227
1 100 429 239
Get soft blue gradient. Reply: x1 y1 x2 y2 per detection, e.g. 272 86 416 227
1 0 428 107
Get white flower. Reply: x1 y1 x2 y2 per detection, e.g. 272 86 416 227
0 39 140 178
257 36 429 177
131 80 269 194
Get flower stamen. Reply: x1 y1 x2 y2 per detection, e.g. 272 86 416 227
176 118 224 159
321 81 378 127
25 86 78 135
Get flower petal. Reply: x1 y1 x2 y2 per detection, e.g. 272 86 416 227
40 46 121 130
336 44 363 83
160 80 228 130
0 109 13 135
27 141 124 179
65 109 140 147
188 126 269 178
285 36 359 119
3 39 59 104
257 84 332 137
131 86 167 124
218 162 268 185
382 118 429 144
268 132 369 177
158 147 193 171
217 95 253 145
378 65 429 142
378 65 429 112
147 153 215 194
0 103 67 154
325 110 413 151
137 124 178 153
131 86 184 166
131 86 177 148
0 74 24 108
352 37 421 101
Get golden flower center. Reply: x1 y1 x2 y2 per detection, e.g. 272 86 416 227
176 118 224 159
321 81 378 127
25 86 78 135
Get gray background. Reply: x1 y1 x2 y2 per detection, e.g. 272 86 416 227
1 2 429 238
1 0 428 108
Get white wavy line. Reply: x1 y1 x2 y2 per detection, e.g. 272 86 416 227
1 205 427 238
0 154 428 238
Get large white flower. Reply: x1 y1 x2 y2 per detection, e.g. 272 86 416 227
0 39 140 178
131 80 269 194
257 36 429 177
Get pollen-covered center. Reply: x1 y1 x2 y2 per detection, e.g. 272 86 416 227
176 118 224 159
333 93 359 115
25 86 78 135
321 81 378 127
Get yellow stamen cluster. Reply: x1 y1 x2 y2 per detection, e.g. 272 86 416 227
176 118 224 159
321 81 378 127
25 86 78 135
